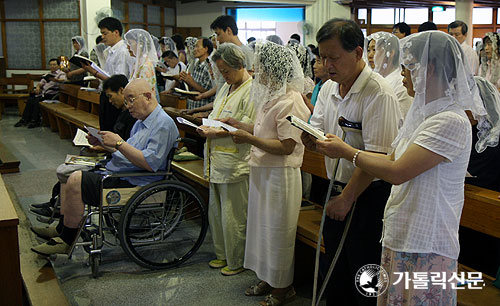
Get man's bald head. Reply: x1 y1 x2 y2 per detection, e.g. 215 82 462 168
123 78 158 120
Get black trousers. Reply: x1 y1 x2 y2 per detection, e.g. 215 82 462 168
21 92 56 123
322 180 391 306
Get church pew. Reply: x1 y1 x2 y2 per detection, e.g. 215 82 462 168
0 175 22 305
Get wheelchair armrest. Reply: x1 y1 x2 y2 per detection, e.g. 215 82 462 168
103 170 171 179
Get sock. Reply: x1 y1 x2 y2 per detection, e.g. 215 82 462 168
60 225 78 245
56 215 64 234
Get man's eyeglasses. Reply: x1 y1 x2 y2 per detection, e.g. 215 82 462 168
124 93 147 106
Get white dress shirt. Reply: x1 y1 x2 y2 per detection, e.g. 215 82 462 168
310 64 402 183
461 41 479 75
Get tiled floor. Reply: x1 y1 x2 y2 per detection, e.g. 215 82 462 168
0 107 320 306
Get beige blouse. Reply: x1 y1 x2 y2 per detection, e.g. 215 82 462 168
249 89 311 168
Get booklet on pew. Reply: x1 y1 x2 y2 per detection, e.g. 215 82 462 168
69 54 110 78
65 154 103 166
287 115 327 141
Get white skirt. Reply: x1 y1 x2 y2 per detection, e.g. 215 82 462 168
244 166 302 288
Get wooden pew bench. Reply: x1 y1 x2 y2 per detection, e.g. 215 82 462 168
0 141 20 174
0 175 22 305
0 77 34 119
40 84 100 139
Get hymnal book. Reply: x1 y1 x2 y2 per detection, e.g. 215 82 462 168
69 54 110 78
176 117 200 129
287 115 327 141
65 154 103 166
42 74 56 82
160 72 178 80
174 88 200 96
73 129 91 147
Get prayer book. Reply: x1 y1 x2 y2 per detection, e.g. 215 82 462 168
176 117 200 129
65 154 103 166
202 118 237 132
174 88 200 96
84 125 103 143
287 115 327 141
69 54 110 78
73 129 91 147
42 73 57 82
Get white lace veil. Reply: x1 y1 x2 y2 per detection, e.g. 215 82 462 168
251 40 304 108
479 32 500 85
184 37 198 73
287 40 313 79
123 29 158 77
94 43 107 68
152 35 161 59
393 31 486 147
365 32 400 77
71 36 87 55
162 37 178 56
473 76 500 152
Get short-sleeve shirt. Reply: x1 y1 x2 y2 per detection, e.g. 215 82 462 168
187 59 214 109
382 107 472 259
249 89 310 168
239 44 254 71
106 104 180 186
39 69 67 97
204 79 255 183
310 64 402 183
103 40 131 78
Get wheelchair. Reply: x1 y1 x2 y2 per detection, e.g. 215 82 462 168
67 139 208 278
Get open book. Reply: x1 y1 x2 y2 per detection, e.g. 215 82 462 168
69 54 110 78
174 88 200 96
287 115 327 141
65 154 104 166
42 74 57 82
73 128 91 146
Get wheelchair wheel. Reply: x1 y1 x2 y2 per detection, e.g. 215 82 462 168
118 180 208 270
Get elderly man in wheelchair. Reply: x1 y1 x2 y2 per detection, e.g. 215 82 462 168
31 78 180 257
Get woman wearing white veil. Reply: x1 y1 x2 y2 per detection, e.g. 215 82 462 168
479 32 500 89
65 36 89 85
123 29 158 93
223 40 310 305
315 31 486 305
365 32 413 118
185 36 198 74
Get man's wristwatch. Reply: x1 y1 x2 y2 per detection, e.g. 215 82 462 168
115 139 124 150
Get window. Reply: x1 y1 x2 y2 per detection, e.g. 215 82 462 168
358 8 367 24
371 8 395 25
404 8 428 25
473 8 493 25
112 0 176 38
433 8 455 25
228 7 304 44
1 0 80 69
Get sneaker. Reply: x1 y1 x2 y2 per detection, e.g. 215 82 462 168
31 225 59 240
221 266 246 276
30 207 53 217
30 201 52 209
31 237 70 256
208 259 227 269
